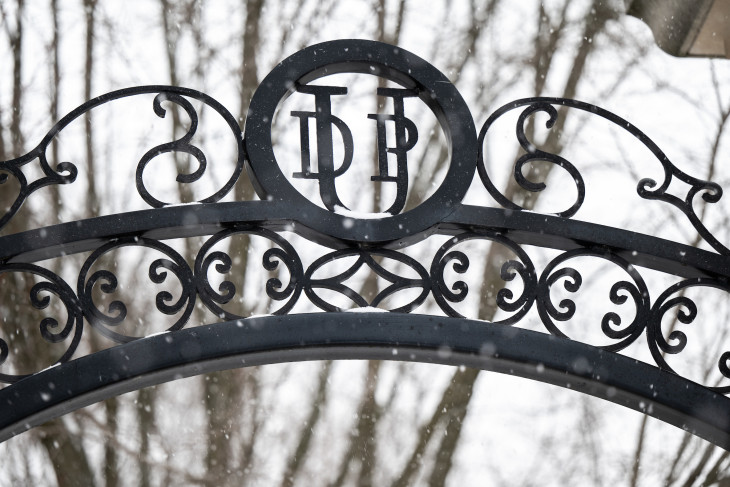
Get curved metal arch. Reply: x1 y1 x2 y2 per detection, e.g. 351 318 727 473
2 38 730 453
1 312 729 449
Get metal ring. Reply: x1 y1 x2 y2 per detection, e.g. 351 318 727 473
244 39 477 245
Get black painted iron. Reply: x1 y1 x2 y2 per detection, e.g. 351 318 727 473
1 39 729 447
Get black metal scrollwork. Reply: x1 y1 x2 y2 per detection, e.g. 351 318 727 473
479 102 585 217
430 232 537 323
639 176 725 254
0 86 244 233
77 237 196 343
1 40 729 406
479 97 725 253
536 248 650 352
0 146 78 232
0 264 83 383
195 225 304 318
8 41 730 459
648 279 730 393
136 93 207 207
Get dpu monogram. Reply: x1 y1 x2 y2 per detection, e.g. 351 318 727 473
291 85 419 214
245 39 477 243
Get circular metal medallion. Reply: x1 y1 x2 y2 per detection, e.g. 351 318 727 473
245 39 476 245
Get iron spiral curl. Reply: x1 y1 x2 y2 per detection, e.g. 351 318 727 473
195 225 304 318
479 98 725 254
0 86 244 233
430 232 537 323
0 264 83 383
648 278 730 394
478 99 586 218
536 248 650 352
0 148 78 233
136 93 208 207
77 237 196 343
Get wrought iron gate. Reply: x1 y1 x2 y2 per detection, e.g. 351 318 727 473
1 40 729 449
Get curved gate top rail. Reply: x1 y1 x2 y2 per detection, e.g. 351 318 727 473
1 39 730 447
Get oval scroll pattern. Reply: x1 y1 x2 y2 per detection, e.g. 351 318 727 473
0 86 244 233
4 231 730 391
195 225 304 318
536 249 650 352
77 237 196 344
430 232 537 324
648 279 730 394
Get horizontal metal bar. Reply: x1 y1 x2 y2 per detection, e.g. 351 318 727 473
1 203 727 280
443 205 730 279
0 201 294 263
1 312 728 449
